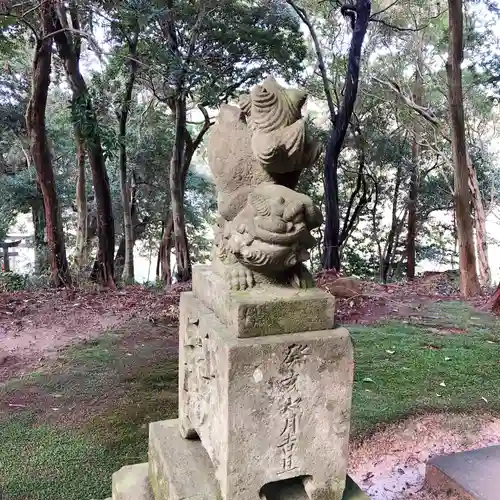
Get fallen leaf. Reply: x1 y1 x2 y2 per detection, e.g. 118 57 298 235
439 381 446 387
445 357 451 361
436 393 441 397
482 396 488 403
363 377 375 383
386 350 395 355
362 472 374 482
487 341 495 344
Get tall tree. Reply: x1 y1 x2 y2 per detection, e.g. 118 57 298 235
117 25 140 282
407 34 424 280
52 1 116 287
73 127 88 270
446 0 481 296
24 3 71 286
322 0 371 271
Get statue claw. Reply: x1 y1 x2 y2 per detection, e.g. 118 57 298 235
290 263 315 289
230 265 255 291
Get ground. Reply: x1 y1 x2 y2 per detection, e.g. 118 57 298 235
0 272 499 500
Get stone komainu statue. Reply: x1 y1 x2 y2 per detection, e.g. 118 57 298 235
208 76 322 290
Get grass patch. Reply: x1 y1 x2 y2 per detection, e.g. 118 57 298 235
86 359 178 460
0 413 114 500
0 358 178 500
351 315 500 435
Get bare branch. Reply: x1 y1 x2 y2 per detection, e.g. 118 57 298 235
370 0 400 18
286 0 336 123
370 9 446 32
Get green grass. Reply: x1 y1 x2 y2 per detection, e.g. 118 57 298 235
0 302 499 499
351 302 500 435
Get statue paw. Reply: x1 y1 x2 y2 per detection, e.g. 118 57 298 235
290 263 315 289
230 265 255 291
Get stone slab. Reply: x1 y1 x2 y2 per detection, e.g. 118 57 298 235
192 265 335 337
149 419 367 500
112 463 153 500
178 292 353 500
149 419 221 500
426 445 500 499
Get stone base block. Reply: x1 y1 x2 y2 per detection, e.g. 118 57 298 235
192 265 335 337
179 291 354 500
148 418 368 500
112 463 153 500
426 445 500 499
149 419 221 500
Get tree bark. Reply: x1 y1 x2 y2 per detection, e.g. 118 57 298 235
381 163 403 283
446 0 481 297
53 5 115 287
159 213 174 285
32 189 48 275
118 32 139 282
74 127 88 270
161 105 211 285
407 37 424 280
467 153 490 286
169 96 192 282
322 0 371 272
25 5 71 287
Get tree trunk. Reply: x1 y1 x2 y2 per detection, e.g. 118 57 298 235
488 283 500 313
25 7 71 287
446 0 481 297
32 189 48 275
118 33 139 283
467 153 490 286
74 127 88 270
407 37 424 280
381 163 403 283
53 6 115 287
169 97 191 282
160 213 174 285
322 0 371 271
115 187 148 279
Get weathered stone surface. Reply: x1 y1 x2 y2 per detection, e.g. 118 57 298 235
111 463 152 500
208 76 322 290
148 419 221 500
426 445 500 499
178 291 353 500
192 266 335 338
148 420 366 500
261 475 369 500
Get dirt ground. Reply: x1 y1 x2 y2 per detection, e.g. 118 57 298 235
0 271 497 499
349 413 500 499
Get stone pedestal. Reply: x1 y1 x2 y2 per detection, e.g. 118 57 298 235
106 265 369 500
426 445 500 499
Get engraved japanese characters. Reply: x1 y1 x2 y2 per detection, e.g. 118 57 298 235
208 76 322 290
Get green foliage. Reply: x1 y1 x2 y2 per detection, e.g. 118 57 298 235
0 271 27 292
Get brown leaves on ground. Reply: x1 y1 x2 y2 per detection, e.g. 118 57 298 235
316 270 462 325
0 282 190 376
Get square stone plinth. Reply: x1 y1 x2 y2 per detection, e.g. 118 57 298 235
426 445 500 499
178 291 354 500
191 265 335 338
149 419 368 500
111 463 153 500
